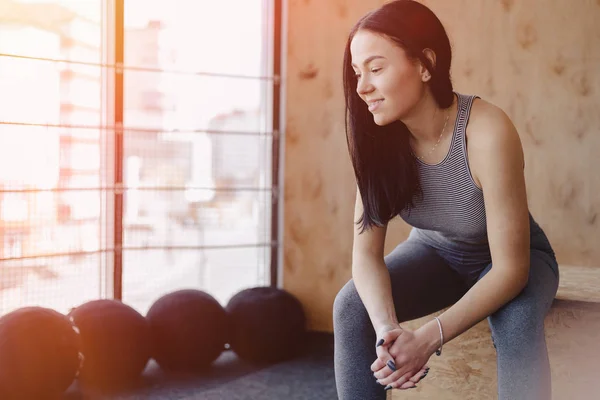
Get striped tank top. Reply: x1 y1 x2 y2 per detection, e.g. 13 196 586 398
399 92 487 243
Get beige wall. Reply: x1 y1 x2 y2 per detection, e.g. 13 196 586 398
283 0 600 332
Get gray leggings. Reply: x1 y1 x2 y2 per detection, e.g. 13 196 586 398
333 224 559 400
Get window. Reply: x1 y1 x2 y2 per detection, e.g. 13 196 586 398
0 0 280 315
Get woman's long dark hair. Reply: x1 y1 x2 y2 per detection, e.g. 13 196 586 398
343 0 454 233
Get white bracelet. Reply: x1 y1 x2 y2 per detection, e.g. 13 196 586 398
434 316 444 356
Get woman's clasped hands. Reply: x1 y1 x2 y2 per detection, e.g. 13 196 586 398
371 324 433 391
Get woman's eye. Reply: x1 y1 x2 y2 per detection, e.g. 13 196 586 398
371 68 381 73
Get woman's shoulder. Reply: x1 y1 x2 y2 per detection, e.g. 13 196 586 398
453 92 526 192
461 94 524 186
463 94 519 148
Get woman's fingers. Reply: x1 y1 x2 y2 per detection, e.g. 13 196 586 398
399 380 417 389
370 357 387 372
408 366 429 383
377 366 430 391
371 340 397 372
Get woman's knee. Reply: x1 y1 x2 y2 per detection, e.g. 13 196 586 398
485 254 558 350
333 280 370 328
488 299 548 353
490 317 545 351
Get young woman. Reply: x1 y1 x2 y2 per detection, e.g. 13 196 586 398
333 1 559 399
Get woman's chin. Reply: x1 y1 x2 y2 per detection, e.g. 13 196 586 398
372 113 393 126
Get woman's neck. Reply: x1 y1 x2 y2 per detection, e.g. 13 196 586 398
403 92 457 145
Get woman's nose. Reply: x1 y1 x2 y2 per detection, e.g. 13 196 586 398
357 77 374 96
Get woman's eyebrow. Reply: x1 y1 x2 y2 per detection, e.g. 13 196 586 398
351 55 386 68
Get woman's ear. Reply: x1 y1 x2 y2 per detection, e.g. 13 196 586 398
420 48 437 82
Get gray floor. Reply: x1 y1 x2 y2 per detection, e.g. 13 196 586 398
63 332 337 400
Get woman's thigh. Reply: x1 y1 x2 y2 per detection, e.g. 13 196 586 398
333 235 469 330
385 237 470 323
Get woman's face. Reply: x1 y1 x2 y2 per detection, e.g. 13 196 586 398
350 29 427 126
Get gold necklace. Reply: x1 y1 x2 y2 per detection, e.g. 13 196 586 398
414 110 450 161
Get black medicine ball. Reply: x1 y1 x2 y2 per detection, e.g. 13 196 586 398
0 307 81 399
69 299 151 390
146 289 229 372
226 287 307 364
